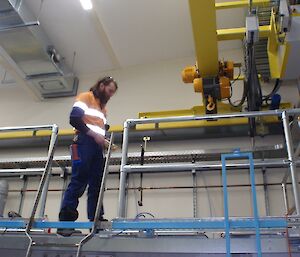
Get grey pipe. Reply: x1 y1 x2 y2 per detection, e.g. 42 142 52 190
0 125 55 132
123 159 300 173
0 180 8 217
38 125 59 218
118 122 130 218
127 108 300 125
282 183 289 215
0 168 44 175
282 111 300 215
282 142 300 184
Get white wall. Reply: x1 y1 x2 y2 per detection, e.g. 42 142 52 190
1 48 299 223
0 48 298 128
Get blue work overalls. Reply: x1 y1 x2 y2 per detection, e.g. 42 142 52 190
61 133 104 221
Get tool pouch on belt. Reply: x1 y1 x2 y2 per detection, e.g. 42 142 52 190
70 143 81 165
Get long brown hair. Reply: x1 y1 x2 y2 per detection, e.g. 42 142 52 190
90 76 118 96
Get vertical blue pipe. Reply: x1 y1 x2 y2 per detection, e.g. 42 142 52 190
248 153 262 257
221 155 231 257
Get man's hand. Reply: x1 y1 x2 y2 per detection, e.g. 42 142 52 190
87 130 105 146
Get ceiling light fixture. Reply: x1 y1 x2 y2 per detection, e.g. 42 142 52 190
79 0 93 10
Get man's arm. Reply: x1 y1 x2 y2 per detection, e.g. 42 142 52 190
69 107 89 134
70 106 105 146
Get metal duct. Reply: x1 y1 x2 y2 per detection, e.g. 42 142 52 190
0 180 8 217
0 0 78 98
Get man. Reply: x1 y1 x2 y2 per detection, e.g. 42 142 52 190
58 76 117 236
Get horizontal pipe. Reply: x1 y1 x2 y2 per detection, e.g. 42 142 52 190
7 182 296 193
0 168 44 175
0 159 297 177
123 159 300 173
0 125 56 132
127 109 300 125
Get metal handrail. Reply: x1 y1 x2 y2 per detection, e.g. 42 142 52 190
0 125 60 257
126 108 300 125
118 109 300 218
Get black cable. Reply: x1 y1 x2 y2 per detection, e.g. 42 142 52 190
135 212 155 219
0 228 7 235
112 230 127 237
228 78 248 108
247 34 263 110
262 79 281 104
227 66 240 98
231 66 241 86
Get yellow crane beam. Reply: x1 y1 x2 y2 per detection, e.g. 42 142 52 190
217 25 271 40
189 0 219 77
215 0 270 10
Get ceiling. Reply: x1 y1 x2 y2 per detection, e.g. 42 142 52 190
1 0 247 80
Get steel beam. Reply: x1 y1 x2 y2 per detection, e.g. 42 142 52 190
189 0 219 77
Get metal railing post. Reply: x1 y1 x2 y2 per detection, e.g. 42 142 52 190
38 125 59 218
282 111 300 215
118 121 130 218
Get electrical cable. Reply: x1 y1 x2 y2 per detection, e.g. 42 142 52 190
135 212 155 219
262 79 281 105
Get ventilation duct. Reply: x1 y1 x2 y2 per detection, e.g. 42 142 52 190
0 0 78 98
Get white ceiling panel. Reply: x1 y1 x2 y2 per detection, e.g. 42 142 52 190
0 0 247 78
25 0 116 76
94 0 195 67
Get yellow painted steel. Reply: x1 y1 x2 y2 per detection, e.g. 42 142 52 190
0 103 292 140
137 103 292 131
217 25 271 41
0 126 123 140
279 43 290 78
215 0 270 10
267 11 290 79
189 0 219 77
234 74 261 80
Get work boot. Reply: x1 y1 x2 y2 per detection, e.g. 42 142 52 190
89 216 109 233
57 228 82 237
57 207 82 237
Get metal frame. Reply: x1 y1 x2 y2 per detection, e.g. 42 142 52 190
118 109 300 217
0 125 59 257
24 125 58 257
0 217 287 230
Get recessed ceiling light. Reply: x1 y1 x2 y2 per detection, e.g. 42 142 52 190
79 0 93 10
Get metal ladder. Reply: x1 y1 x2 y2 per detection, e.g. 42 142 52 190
221 150 262 257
